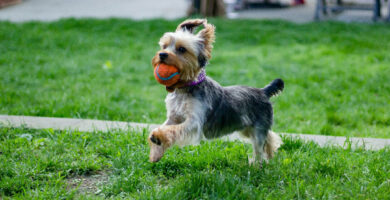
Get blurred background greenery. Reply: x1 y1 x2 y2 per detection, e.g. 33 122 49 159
1 19 389 138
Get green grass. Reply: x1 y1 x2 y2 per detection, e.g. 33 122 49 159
1 126 389 199
1 19 390 138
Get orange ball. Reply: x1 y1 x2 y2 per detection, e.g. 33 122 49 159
154 64 180 86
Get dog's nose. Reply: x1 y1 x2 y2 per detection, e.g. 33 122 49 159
159 52 168 60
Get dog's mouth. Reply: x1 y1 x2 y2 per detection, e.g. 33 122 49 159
165 80 189 92
157 60 165 66
155 62 187 92
166 86 175 92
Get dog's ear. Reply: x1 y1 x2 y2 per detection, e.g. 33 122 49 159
176 19 206 33
197 23 215 60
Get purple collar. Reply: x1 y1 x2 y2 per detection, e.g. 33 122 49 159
186 70 206 86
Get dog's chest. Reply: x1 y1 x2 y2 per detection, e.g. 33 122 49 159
165 92 192 120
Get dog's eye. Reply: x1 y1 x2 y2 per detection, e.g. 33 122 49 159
177 47 186 53
162 44 167 49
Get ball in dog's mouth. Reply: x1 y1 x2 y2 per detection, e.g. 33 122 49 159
154 63 180 87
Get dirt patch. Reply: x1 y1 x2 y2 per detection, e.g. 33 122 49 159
66 171 110 195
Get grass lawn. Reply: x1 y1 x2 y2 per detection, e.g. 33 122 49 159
1 126 389 199
1 19 390 138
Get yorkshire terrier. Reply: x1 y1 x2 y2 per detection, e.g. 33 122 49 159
149 19 284 165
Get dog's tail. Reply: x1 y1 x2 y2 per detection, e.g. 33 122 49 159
263 78 284 98
264 131 283 160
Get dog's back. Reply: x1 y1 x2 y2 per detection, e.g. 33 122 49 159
185 77 283 140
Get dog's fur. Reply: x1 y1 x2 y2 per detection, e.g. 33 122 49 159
149 19 284 165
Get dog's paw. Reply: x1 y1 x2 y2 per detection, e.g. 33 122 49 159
248 156 263 168
149 128 163 145
149 127 176 145
150 127 161 135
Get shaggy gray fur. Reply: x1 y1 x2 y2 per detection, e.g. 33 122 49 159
183 76 284 139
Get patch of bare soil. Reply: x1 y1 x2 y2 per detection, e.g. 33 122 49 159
66 171 110 195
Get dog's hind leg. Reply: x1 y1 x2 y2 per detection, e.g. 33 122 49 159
264 131 283 160
249 126 269 166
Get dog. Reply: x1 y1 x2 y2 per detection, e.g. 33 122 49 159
148 19 284 165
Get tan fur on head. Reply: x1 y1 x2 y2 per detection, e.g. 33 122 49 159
176 19 206 33
176 19 215 60
151 19 215 92
197 23 215 60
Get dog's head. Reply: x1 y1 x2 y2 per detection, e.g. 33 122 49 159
152 19 215 91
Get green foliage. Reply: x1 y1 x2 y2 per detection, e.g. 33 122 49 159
0 127 389 199
1 19 390 138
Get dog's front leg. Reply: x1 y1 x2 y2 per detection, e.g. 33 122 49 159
149 97 204 162
162 117 179 126
152 117 200 146
160 118 201 142
148 118 201 162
